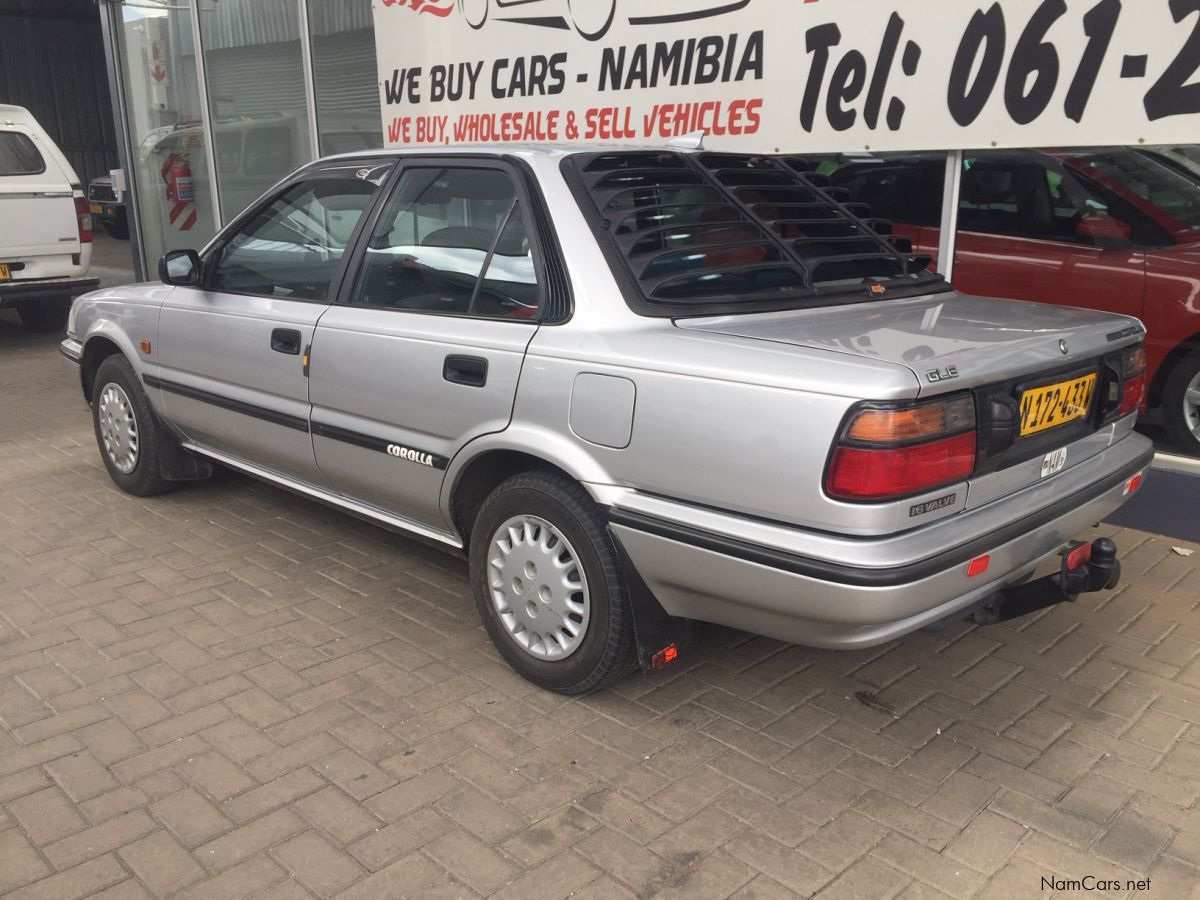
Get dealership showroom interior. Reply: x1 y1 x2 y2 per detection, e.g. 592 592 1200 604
5 0 1200 897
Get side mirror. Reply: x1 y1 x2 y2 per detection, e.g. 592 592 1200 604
159 249 202 286
1075 214 1133 246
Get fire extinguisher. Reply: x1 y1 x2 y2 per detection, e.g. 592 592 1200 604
161 153 194 203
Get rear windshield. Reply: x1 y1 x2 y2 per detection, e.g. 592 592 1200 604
0 132 46 176
565 150 945 316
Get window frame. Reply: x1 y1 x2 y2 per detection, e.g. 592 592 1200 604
200 158 396 305
333 156 556 324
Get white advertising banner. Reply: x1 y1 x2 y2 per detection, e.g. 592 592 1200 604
372 0 1200 153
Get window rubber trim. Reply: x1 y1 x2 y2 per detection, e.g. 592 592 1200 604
607 447 1152 588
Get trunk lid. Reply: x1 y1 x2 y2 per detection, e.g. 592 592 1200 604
0 126 79 262
676 290 1144 394
681 290 1146 513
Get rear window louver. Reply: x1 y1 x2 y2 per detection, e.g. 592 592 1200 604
574 150 928 307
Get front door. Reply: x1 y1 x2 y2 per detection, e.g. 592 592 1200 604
153 161 392 484
310 163 544 534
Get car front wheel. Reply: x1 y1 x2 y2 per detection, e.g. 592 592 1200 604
470 470 634 694
1163 348 1200 456
91 355 173 496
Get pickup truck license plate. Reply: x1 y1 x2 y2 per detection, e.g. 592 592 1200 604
1020 373 1097 437
0 264 9 281
89 203 103 216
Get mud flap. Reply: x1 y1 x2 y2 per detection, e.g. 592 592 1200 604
608 526 693 671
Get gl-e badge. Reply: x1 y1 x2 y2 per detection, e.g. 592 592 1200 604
910 493 958 518
926 366 958 384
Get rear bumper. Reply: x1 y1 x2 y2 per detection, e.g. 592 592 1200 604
0 276 99 307
608 435 1154 649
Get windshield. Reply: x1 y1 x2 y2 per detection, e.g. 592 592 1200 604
566 150 944 317
1064 148 1200 238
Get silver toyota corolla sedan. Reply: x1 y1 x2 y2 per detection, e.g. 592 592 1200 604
62 146 1154 693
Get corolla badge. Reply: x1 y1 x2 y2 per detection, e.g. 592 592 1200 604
1059 339 1069 355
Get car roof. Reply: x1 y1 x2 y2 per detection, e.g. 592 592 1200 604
317 143 700 165
0 104 35 124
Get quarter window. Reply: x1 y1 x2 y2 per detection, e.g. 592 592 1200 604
351 167 540 319
209 164 390 302
0 132 45 176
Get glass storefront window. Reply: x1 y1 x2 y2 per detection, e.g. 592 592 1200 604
117 0 217 267
308 0 383 156
198 0 313 222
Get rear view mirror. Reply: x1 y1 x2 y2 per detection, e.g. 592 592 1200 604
1075 215 1133 245
159 249 202 286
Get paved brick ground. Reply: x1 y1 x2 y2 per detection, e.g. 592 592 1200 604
2 318 1200 899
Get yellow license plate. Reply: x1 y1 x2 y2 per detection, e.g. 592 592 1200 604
89 203 103 215
1020 373 1098 437
0 264 9 281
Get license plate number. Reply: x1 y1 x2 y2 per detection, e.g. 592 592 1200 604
0 264 9 281
1019 373 1097 437
89 203 103 215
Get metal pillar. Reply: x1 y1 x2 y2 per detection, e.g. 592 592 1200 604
937 149 964 283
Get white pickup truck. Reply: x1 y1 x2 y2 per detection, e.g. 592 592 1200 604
0 105 98 332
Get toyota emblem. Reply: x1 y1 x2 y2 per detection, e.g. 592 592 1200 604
1059 339 1069 355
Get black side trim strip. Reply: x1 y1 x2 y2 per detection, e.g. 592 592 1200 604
143 375 310 433
608 449 1154 588
311 421 449 471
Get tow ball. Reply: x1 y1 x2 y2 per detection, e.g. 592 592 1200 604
1055 537 1121 600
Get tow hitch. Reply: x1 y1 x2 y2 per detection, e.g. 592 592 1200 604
966 537 1122 626
1055 537 1121 600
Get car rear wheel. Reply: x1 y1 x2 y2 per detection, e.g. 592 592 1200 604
17 296 70 333
92 355 173 496
470 470 634 694
1164 348 1200 456
102 221 129 240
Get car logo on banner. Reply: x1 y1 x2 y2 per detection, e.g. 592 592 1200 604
381 0 454 18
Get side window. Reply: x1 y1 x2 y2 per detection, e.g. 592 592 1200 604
351 167 541 319
0 131 46 176
209 164 390 301
960 156 1137 247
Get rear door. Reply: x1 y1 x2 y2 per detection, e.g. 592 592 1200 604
154 160 393 484
309 161 543 532
0 128 78 264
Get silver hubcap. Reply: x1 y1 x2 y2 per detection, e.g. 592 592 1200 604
488 515 590 661
1185 371 1200 442
98 383 139 474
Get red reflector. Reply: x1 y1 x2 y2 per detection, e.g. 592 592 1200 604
651 644 679 669
827 432 976 501
1125 473 1143 495
1065 542 1092 572
1119 374 1145 417
966 554 991 578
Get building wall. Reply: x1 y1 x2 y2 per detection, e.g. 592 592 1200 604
0 0 118 188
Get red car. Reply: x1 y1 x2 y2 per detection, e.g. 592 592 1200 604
832 148 1200 455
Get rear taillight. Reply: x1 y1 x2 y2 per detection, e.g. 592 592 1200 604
74 196 93 244
1119 346 1146 417
827 396 977 501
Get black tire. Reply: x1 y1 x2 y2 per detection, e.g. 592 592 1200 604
102 221 130 240
470 470 635 694
17 296 70 333
1163 348 1200 456
91 355 174 496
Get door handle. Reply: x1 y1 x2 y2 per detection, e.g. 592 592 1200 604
443 355 488 387
271 328 302 355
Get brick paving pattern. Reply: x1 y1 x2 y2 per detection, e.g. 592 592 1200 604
2 319 1200 898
